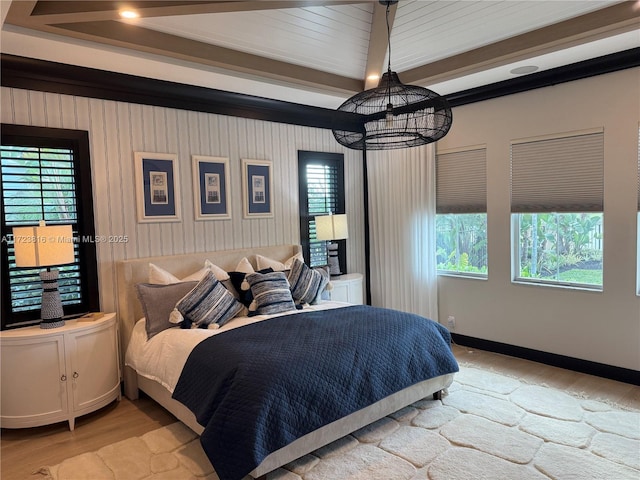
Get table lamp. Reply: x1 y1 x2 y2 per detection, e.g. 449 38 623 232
13 221 75 329
315 213 348 276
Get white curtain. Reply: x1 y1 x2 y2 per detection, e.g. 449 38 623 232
366 144 438 321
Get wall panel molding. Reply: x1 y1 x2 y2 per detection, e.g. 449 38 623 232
0 86 365 315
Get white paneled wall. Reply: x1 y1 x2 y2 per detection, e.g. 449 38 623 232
1 87 366 314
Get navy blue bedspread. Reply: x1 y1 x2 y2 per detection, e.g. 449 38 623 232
172 305 459 480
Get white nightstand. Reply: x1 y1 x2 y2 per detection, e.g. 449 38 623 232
329 273 364 305
0 313 121 430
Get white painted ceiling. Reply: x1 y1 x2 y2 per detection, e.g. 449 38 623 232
1 1 639 108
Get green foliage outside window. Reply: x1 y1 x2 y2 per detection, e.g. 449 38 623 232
436 214 488 275
516 212 603 287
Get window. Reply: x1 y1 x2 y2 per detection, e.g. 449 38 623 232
298 151 345 269
1 124 99 329
436 147 488 276
511 129 604 289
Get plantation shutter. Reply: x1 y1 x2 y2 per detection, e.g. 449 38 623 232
298 151 345 268
436 147 486 214
1 144 82 313
511 129 604 213
1 125 98 328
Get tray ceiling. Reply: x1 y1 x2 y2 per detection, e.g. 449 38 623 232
3 1 639 105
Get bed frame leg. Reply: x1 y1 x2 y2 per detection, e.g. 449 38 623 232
123 366 139 400
432 389 444 401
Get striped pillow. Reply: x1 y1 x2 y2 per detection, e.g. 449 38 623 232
288 258 329 305
174 271 246 328
246 271 296 316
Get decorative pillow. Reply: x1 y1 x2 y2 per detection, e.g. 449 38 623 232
256 252 304 272
315 265 333 300
287 259 330 305
148 263 208 285
246 271 296 316
228 267 274 307
136 281 198 339
172 271 246 329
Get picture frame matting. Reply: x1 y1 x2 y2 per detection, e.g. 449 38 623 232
192 155 231 221
242 159 273 219
134 152 181 223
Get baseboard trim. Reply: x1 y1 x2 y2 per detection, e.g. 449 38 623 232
451 333 639 386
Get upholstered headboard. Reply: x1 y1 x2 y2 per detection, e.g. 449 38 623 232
116 244 302 357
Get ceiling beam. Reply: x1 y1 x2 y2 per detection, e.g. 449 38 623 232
363 1 397 90
402 1 640 87
4 0 367 94
47 20 362 94
11 1 366 24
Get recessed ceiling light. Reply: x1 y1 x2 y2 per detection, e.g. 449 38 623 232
367 74 380 82
119 9 139 19
510 65 539 75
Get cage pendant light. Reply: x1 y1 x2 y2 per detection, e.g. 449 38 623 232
332 0 452 150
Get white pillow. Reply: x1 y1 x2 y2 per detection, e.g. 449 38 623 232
235 257 255 274
148 263 208 285
149 260 230 285
256 253 304 272
204 259 231 281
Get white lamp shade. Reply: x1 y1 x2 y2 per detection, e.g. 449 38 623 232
315 214 348 241
13 224 75 268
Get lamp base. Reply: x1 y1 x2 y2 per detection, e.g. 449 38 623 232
39 269 65 329
327 242 342 277
40 319 66 329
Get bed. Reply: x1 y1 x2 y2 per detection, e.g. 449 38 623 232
117 244 458 480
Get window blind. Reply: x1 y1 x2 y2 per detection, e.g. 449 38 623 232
511 130 604 213
1 145 82 313
306 163 340 266
1 124 99 329
436 147 487 214
297 151 345 269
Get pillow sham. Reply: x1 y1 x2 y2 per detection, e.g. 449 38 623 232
235 257 255 274
149 260 230 285
172 271 246 329
287 258 330 305
204 259 231 281
136 281 198 339
246 271 296 316
148 263 208 285
255 252 304 272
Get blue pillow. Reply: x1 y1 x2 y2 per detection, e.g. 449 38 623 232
287 259 330 305
228 267 274 307
246 271 296 316
174 271 246 328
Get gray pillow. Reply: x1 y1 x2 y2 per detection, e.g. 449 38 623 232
136 281 198 339
174 271 246 328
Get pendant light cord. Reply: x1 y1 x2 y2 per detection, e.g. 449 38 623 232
385 1 392 116
386 2 391 74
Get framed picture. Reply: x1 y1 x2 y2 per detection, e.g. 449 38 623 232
134 152 181 223
192 155 231 220
242 159 273 218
